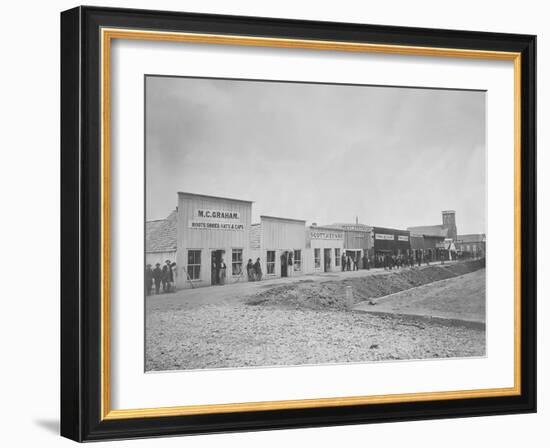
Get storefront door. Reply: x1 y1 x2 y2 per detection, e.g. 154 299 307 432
324 248 331 272
281 252 288 277
211 250 223 285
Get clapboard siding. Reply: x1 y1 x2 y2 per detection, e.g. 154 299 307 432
176 193 253 288
260 216 306 250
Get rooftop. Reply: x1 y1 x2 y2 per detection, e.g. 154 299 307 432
407 224 449 238
145 210 177 253
260 215 306 223
310 224 345 232
331 223 372 232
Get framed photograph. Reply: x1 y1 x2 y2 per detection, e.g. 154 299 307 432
60 6 536 442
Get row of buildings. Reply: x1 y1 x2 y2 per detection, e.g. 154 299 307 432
146 192 486 289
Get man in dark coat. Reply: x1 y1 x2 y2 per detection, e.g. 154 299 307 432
164 260 174 292
161 264 170 293
145 264 153 296
254 258 262 281
247 259 255 281
341 253 346 271
152 263 162 294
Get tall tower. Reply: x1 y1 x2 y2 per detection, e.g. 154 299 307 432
442 210 457 240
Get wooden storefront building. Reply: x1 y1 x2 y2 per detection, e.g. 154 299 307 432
175 192 253 289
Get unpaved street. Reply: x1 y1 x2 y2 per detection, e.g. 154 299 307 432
146 261 486 371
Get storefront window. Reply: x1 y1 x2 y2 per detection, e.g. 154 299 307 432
232 249 243 276
266 250 275 274
187 250 201 280
335 248 341 266
314 248 321 268
294 250 302 271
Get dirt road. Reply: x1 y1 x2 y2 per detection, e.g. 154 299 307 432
146 260 486 371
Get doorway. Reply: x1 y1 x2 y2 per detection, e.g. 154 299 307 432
346 250 360 270
280 251 288 277
324 248 331 272
211 250 223 285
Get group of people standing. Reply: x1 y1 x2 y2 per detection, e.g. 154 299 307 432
340 253 372 271
378 252 431 270
212 257 227 285
145 260 176 295
380 254 415 270
246 258 263 281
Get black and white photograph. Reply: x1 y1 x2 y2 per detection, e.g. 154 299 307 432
144 75 487 372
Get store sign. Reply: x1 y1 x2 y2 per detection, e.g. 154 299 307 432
189 209 244 230
195 209 240 220
189 220 244 231
311 231 343 240
375 233 394 240
398 235 409 242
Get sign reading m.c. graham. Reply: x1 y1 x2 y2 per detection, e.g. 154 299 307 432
195 209 241 220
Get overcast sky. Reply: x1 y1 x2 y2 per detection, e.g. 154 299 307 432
145 76 486 234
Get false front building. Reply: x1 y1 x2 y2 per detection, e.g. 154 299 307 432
306 225 345 273
249 215 307 279
175 192 253 289
331 223 373 269
371 227 411 267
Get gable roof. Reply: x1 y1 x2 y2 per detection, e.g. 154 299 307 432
145 210 177 253
407 225 448 238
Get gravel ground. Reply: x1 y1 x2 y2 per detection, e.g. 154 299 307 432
355 269 486 323
146 260 486 371
146 301 485 371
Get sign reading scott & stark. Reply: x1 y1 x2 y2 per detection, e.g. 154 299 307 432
311 231 343 240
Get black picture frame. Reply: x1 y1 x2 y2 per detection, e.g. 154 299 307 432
61 5 536 442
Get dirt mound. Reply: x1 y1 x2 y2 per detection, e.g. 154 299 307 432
246 259 485 311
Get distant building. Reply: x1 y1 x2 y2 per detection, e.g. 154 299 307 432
410 232 445 262
455 234 486 258
328 222 372 269
370 226 411 267
408 210 457 241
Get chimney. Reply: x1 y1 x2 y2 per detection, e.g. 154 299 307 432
441 210 457 240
